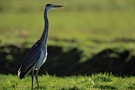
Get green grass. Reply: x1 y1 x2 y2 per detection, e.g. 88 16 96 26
0 1 135 89
0 0 135 57
0 73 135 90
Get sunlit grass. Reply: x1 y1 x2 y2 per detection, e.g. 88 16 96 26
0 73 135 90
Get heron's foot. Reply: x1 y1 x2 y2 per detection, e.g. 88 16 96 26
36 85 40 90
31 87 33 90
37 85 40 89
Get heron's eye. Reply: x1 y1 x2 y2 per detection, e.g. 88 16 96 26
46 4 53 7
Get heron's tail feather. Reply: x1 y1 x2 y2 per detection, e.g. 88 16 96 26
18 63 35 79
18 65 33 79
18 68 25 79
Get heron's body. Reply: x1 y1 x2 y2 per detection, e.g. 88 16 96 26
18 40 47 79
36 48 47 69
17 4 62 90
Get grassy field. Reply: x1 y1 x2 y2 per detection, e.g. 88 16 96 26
0 1 135 89
0 73 135 90
0 0 135 57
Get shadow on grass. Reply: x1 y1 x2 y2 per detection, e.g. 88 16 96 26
93 84 116 89
0 44 135 76
34 86 47 90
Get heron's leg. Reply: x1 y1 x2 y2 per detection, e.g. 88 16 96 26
35 69 39 88
31 69 34 90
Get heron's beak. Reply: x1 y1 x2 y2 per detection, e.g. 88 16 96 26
53 5 63 8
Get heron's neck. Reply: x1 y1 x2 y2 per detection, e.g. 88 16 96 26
40 8 49 45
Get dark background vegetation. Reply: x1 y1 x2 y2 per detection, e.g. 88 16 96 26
0 0 135 76
0 44 135 76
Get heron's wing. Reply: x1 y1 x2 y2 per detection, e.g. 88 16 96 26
20 40 42 73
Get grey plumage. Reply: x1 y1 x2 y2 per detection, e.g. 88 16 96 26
18 4 63 90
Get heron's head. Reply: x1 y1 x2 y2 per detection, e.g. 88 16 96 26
45 4 63 11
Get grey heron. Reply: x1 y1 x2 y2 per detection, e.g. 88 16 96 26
18 4 63 90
